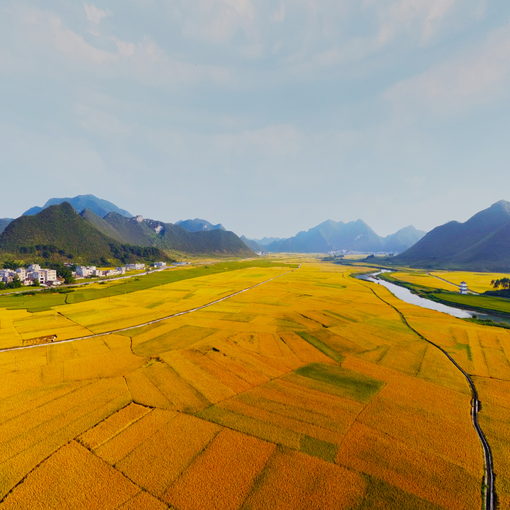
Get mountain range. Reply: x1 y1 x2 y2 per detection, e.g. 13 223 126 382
83 210 251 256
0 195 253 264
175 219 225 232
392 200 510 271
251 220 425 254
23 194 133 218
0 203 166 265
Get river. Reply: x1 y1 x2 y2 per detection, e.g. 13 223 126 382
356 270 510 325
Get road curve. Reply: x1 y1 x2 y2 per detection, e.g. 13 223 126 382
0 268 296 354
364 283 495 510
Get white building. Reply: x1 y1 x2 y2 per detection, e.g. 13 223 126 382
16 268 27 280
31 269 58 285
154 262 166 268
76 266 97 278
460 282 469 295
0 269 13 282
125 263 145 271
27 264 41 272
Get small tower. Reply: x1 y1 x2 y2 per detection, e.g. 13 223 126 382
460 281 468 294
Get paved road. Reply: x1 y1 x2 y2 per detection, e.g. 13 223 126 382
364 283 495 510
0 267 296 354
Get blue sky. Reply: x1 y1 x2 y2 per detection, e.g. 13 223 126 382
1 1 510 238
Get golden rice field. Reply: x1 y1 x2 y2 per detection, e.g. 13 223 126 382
391 269 510 294
0 259 509 508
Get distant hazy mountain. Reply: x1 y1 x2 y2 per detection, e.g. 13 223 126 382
84 212 252 256
382 225 425 253
254 237 284 246
240 236 262 252
176 219 225 232
0 219 13 235
23 194 132 218
240 236 286 252
393 200 510 271
265 219 423 253
0 203 166 264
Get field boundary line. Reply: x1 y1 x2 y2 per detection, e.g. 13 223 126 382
362 281 495 510
0 268 298 354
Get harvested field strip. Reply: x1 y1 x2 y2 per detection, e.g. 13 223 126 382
115 413 221 497
278 332 334 364
142 360 209 412
160 351 235 403
124 369 173 409
0 378 130 499
133 325 217 357
359 475 442 510
336 422 479 509
242 448 366 510
118 491 168 510
165 428 275 510
0 380 127 458
0 381 88 425
218 398 343 450
179 349 254 393
198 406 302 450
1 441 141 509
78 403 151 450
237 393 358 435
92 409 177 465
296 331 344 362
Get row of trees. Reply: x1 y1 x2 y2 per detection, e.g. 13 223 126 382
490 278 510 289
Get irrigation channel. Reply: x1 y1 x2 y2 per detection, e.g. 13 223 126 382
356 270 496 510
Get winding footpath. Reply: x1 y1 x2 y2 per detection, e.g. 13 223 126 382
364 282 495 510
0 267 296 354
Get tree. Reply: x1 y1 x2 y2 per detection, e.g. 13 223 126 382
491 277 510 290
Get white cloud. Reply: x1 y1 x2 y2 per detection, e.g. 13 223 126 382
385 22 510 115
84 4 110 25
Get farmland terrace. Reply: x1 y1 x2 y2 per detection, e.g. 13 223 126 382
0 259 508 509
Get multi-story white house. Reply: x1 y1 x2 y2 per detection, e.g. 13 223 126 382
31 269 58 285
76 266 97 278
125 263 145 271
16 268 27 280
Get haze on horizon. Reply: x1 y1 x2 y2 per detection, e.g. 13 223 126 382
1 1 510 238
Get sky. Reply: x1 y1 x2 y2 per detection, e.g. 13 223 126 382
1 1 510 238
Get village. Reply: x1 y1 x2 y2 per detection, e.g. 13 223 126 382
0 261 168 287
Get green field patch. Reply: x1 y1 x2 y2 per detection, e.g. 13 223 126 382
431 292 510 315
296 332 344 363
133 325 216 356
294 363 383 403
324 310 358 323
299 435 337 462
144 300 166 309
218 313 255 322
0 259 294 312
277 316 307 329
197 406 301 449
359 475 441 510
